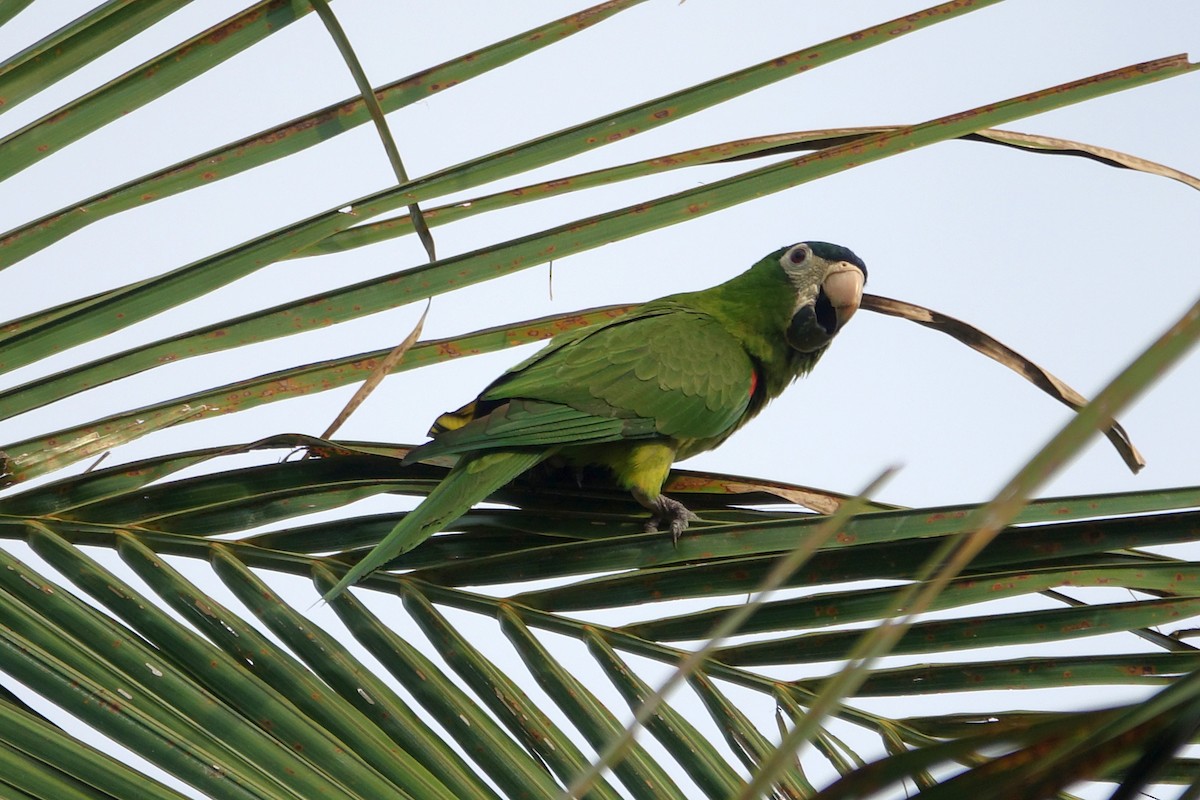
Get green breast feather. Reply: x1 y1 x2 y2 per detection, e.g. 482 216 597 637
324 240 867 599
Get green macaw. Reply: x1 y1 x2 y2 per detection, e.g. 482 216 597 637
324 240 866 598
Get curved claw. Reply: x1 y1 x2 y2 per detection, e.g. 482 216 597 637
644 494 699 546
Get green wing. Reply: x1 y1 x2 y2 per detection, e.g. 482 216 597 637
409 305 755 462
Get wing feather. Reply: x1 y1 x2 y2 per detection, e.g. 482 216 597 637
484 304 754 439
411 304 755 464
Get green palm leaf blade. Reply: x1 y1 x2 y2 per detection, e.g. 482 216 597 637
582 630 745 800
0 0 183 117
289 131 854 260
307 0 436 258
812 733 862 782
299 571 511 800
0 544 306 800
397 583 625 800
1113 757 1200 786
209 550 473 800
0 0 646 269
61 455 421 533
804 712 1089 800
0 433 410 514
25 452 821 543
0 695 190 800
12 442 1185 574
0 403 205 487
715 597 1200 666
876 723 938 793
309 572 566 800
812 652 1200 697
896 711 1062 741
505 509 1200 612
435 508 1166 602
403 487 1171 588
771 691 866 782
0 446 228 517
0 209 348 375
687 673 815 798
77 530 407 799
1051 669 1200 796
0 0 317 185
907 710 1200 791
0 520 214 566
0 0 34 28
627 561 1200 642
251 512 557 566
0 286 145 378
0 737 111 800
903 673 1200 800
291 125 1200 261
497 606 690 800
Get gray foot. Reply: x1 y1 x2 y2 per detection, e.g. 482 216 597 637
643 495 699 545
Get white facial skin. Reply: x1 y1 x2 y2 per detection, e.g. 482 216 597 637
778 242 865 334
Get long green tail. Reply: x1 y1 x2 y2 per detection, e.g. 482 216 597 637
323 449 548 600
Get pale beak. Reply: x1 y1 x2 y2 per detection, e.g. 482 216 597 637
822 261 865 330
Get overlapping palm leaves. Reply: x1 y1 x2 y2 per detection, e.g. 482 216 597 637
1 2 1199 798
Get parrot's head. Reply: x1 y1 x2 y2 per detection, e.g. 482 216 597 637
778 240 867 353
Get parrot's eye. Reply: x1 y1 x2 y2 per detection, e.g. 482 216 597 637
789 247 808 265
